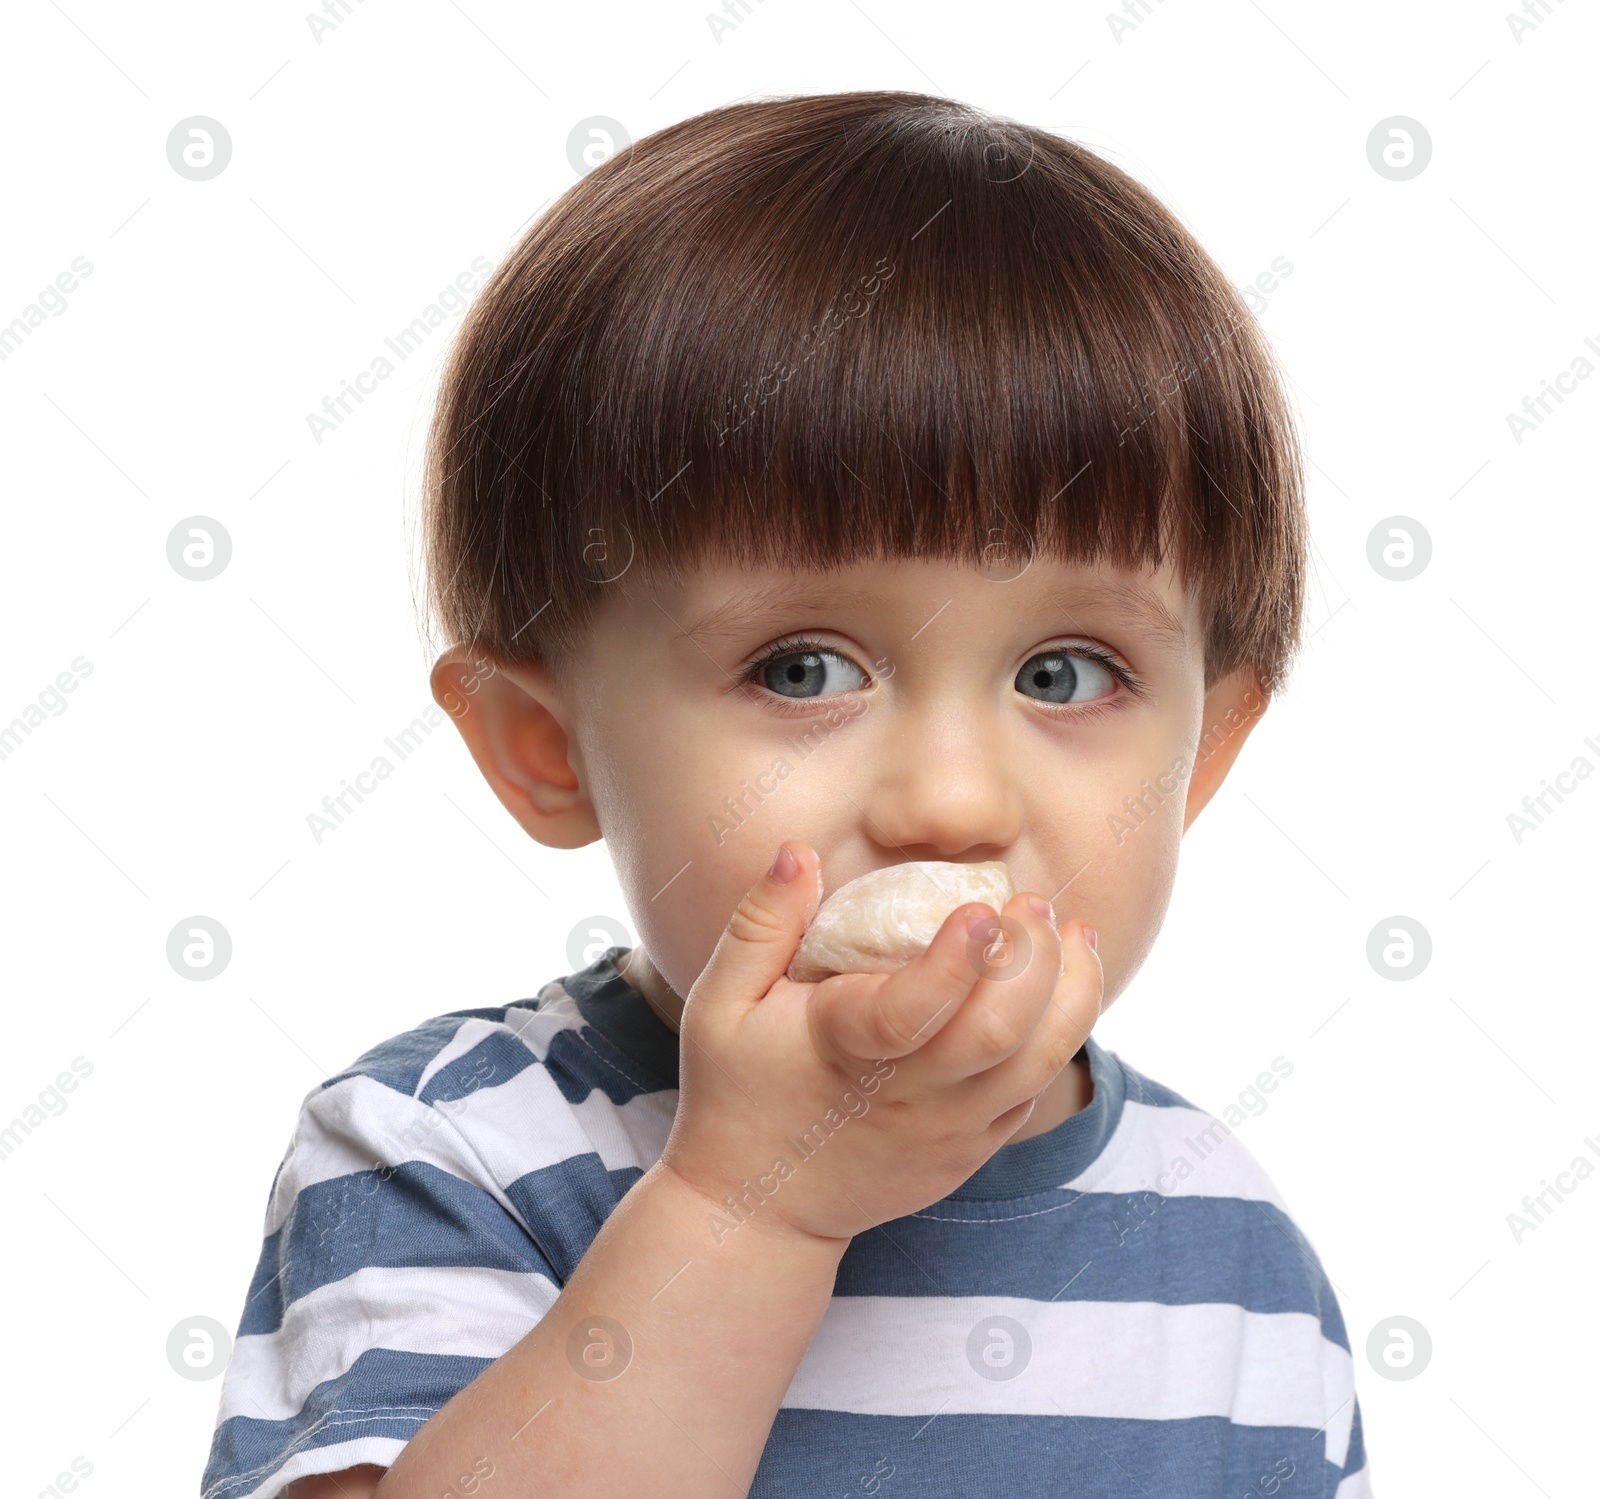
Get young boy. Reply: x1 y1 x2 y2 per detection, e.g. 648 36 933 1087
202 90 1372 1497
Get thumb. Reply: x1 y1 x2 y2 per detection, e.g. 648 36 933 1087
690 841 821 1015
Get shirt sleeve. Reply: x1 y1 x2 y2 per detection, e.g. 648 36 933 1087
199 1060 563 1499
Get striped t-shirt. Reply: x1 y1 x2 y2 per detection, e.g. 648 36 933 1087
201 946 1373 1497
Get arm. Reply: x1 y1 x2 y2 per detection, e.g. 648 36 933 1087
314 1161 846 1499
293 839 1096 1498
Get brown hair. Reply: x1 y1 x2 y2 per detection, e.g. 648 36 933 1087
421 90 1307 692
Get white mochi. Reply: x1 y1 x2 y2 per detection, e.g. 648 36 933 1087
787 860 1016 983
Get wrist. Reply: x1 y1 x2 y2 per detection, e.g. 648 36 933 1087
651 1156 854 1261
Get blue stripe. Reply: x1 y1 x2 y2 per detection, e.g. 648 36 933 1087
848 1192 1352 1351
750 1409 1343 1498
418 1030 539 1106
1117 1059 1203 1111
1344 1393 1368 1477
201 1358 1359 1499
238 1228 286 1338
200 1346 490 1499
460 1145 1351 1352
541 1022 667 1106
504 1153 646 1284
321 1009 510 1096
565 946 682 1083
238 1161 554 1335
201 1359 1357 1499
260 1132 1353 1354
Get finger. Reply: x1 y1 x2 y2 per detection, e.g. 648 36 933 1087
904 890 1064 1087
969 918 1103 1122
686 841 823 1019
808 898 1002 1064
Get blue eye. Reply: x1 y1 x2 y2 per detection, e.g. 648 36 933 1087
749 640 867 700
1014 649 1118 705
739 635 1137 711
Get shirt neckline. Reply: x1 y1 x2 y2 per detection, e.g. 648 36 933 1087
560 946 1123 1202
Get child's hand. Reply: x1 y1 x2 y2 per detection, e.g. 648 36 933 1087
658 840 1102 1244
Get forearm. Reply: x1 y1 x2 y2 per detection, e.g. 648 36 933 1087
375 1159 850 1499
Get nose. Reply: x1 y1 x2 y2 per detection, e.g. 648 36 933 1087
859 700 1023 860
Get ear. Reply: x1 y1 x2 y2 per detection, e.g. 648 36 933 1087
1182 663 1270 833
429 647 602 850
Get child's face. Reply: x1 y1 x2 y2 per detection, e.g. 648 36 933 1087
445 553 1266 1012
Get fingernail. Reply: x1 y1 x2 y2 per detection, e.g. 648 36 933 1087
966 907 1000 941
1027 895 1054 922
1082 924 1097 953
770 844 800 883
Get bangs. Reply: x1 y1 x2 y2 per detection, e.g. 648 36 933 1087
424 91 1305 690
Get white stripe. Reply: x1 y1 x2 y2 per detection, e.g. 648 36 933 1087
218 1282 1359 1476
217 1263 558 1425
1067 1099 1289 1210
568 1083 678 1175
498 993 585 1059
202 1434 405 1499
785 1295 1356 1468
267 1034 1282 1235
444 1058 677 1186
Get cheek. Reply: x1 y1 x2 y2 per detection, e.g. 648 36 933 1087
1058 773 1186 1001
1108 827 1181 948
636 881 737 1003
1123 836 1181 987
598 736 840 1000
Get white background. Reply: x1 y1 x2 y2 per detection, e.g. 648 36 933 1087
1 1 1595 1493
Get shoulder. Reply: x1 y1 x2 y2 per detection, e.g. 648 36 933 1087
317 966 673 1113
1074 1047 1367 1483
1084 1046 1300 1214
267 969 678 1225
1075 1045 1351 1347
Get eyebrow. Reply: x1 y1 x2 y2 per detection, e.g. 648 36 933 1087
672 581 885 643
673 574 1188 651
1040 578 1189 652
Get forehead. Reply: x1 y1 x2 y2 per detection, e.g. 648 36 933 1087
623 552 1197 655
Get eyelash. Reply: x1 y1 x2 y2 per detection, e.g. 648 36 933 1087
737 633 1149 719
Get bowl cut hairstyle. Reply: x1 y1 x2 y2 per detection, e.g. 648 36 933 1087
422 89 1308 694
